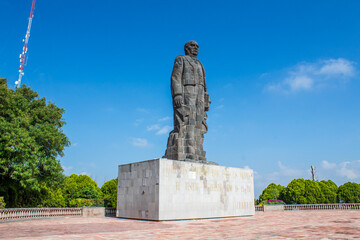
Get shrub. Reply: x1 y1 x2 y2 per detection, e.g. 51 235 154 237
0 196 5 209
259 199 285 205
68 198 104 207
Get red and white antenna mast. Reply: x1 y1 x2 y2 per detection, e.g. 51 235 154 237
15 0 36 88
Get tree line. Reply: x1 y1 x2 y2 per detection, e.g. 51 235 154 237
257 179 360 205
1 174 118 208
0 172 117 208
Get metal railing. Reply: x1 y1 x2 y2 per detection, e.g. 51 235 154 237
0 207 82 222
284 203 360 211
105 207 116 217
2 204 359 221
255 205 264 211
255 203 360 212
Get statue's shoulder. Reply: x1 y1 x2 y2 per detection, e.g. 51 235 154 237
174 55 185 65
175 55 186 61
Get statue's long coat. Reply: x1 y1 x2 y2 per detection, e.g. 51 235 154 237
164 55 210 161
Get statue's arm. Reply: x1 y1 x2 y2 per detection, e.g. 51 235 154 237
171 56 184 107
201 63 211 111
202 63 207 92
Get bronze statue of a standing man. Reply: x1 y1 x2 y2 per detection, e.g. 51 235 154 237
164 41 211 162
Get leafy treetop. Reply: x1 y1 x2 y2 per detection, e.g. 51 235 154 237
258 183 285 204
337 182 360 203
63 174 103 203
0 79 70 207
101 178 118 207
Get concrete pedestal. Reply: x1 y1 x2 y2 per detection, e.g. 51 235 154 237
117 158 254 220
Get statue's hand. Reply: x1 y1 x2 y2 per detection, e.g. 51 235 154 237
174 95 183 108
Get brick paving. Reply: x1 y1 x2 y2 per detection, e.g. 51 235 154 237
1 211 360 239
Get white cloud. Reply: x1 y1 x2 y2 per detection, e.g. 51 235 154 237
147 124 160 131
257 162 304 182
338 162 357 180
277 161 303 177
158 116 171 122
318 58 355 76
286 75 313 91
131 138 149 147
62 165 73 173
147 123 172 135
321 160 336 170
72 142 78 147
266 58 356 93
156 125 172 135
321 160 360 180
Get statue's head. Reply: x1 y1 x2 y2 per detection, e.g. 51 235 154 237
184 41 199 57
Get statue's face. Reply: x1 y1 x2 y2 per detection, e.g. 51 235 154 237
186 41 199 56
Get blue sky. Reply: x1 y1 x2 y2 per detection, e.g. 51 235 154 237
1 0 360 197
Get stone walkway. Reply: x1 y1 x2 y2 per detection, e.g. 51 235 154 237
1 211 360 239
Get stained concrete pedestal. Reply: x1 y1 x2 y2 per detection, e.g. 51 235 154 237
117 158 254 221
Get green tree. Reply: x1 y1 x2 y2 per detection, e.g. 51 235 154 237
258 183 285 204
319 180 338 203
38 184 66 207
101 178 118 207
280 178 307 204
0 79 70 207
337 182 360 203
63 174 103 206
281 178 336 204
303 179 324 204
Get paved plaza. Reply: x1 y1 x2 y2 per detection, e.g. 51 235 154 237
1 211 360 239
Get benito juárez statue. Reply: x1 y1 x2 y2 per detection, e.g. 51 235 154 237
164 41 211 163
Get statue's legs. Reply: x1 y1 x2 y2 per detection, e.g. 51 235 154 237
195 85 207 161
183 87 197 160
164 85 208 162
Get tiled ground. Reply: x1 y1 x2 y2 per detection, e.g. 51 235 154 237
1 211 360 239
